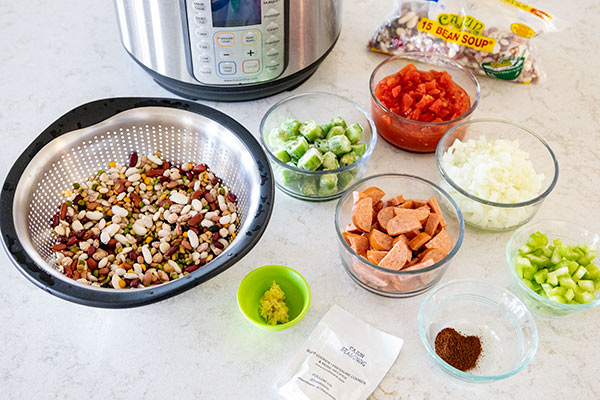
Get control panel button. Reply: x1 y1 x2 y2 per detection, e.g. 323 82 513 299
198 53 211 63
265 35 281 46
219 50 233 59
194 15 207 25
265 22 279 33
197 40 210 51
245 49 257 57
218 61 237 75
192 1 207 11
195 28 208 38
242 59 261 74
264 8 281 18
241 30 260 46
215 32 235 47
265 48 279 58
198 67 212 75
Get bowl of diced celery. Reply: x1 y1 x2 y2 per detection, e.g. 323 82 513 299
259 92 377 201
507 219 600 316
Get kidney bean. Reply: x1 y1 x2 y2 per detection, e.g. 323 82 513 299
162 161 170 170
87 258 98 270
87 246 96 257
67 236 78 246
211 177 220 185
213 241 224 249
184 265 200 273
122 262 132 271
52 243 67 251
185 171 193 180
57 236 67 244
129 251 138 261
191 190 205 201
167 181 179 189
98 267 109 276
108 239 117 250
129 152 138 167
72 271 80 280
209 203 216 211
65 216 72 224
193 163 207 174
59 203 68 220
188 214 202 226
52 214 60 227
227 192 237 202
165 246 178 257
204 193 215 203
198 258 207 266
130 278 140 288
83 231 93 240
86 202 99 210
115 180 127 194
182 240 193 251
73 194 83 204
189 227 200 235
212 232 220 241
159 176 169 182
76 230 85 240
146 168 165 177
62 251 73 258
80 217 89 224
130 193 142 207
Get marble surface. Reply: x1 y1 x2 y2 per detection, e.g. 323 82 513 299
1 1 599 399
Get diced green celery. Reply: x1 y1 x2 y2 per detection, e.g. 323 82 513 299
326 126 346 140
299 120 324 141
561 247 580 261
320 122 332 135
319 174 338 191
314 139 330 153
565 288 575 302
300 177 318 197
350 143 366 158
344 123 363 144
584 263 600 279
534 269 548 284
572 266 587 283
541 283 552 297
566 260 580 275
297 148 323 171
328 135 352 156
522 264 537 280
549 286 566 296
286 137 309 160
547 273 559 286
577 279 595 293
339 152 358 167
527 232 548 248
268 127 289 149
553 238 563 248
581 291 595 304
330 116 347 129
280 118 301 136
273 148 291 163
518 244 533 255
542 247 553 258
549 295 567 304
551 266 569 277
550 246 562 264
558 276 577 291
525 253 550 267
322 151 339 170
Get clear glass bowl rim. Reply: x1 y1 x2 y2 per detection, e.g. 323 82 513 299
334 173 465 275
258 91 378 176
435 118 559 208
417 278 539 382
368 52 481 127
506 218 600 311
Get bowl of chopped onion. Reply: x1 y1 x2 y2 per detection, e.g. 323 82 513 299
435 119 558 231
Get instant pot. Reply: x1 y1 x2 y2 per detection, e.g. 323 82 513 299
114 0 342 101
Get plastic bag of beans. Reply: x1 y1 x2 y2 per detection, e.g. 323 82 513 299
368 0 562 84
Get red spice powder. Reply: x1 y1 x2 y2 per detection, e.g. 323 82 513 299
434 327 482 372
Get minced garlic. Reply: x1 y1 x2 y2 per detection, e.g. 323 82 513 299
260 281 290 325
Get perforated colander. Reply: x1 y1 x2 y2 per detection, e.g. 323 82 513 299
0 98 274 308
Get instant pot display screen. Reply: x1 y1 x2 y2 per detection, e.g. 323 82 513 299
211 0 262 27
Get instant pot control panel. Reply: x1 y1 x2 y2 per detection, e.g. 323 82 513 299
186 0 285 85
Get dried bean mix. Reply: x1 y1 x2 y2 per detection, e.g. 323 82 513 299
50 152 240 289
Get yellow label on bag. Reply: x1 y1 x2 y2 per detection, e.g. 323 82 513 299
417 18 496 53
511 22 536 38
498 0 553 21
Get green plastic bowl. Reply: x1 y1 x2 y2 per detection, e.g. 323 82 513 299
237 265 311 331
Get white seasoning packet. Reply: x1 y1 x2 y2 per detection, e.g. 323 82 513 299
276 305 403 400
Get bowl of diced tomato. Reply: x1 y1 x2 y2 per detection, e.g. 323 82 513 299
369 53 480 153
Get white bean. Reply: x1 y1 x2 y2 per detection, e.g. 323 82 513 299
187 230 199 248
142 245 152 264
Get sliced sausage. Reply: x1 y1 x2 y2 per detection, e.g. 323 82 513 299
394 207 430 224
353 191 367 204
411 199 429 208
351 197 372 233
383 194 405 208
427 196 447 227
346 223 361 234
362 186 386 204
351 259 390 288
402 258 434 271
386 214 421 236
377 206 395 233
379 240 410 270
408 232 432 251
348 234 370 257
342 231 360 246
392 234 409 246
424 213 441 236
367 250 388 265
368 228 393 251
419 248 446 264
424 228 452 255
397 200 414 209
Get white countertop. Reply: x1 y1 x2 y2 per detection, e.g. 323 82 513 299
1 1 599 399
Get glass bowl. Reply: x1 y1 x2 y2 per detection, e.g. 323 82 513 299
436 118 559 231
418 279 538 383
334 174 464 297
259 92 377 201
507 219 600 317
369 53 480 153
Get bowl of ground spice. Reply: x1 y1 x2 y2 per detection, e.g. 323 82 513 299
418 279 538 382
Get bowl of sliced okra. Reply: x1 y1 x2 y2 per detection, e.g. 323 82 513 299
259 92 377 201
